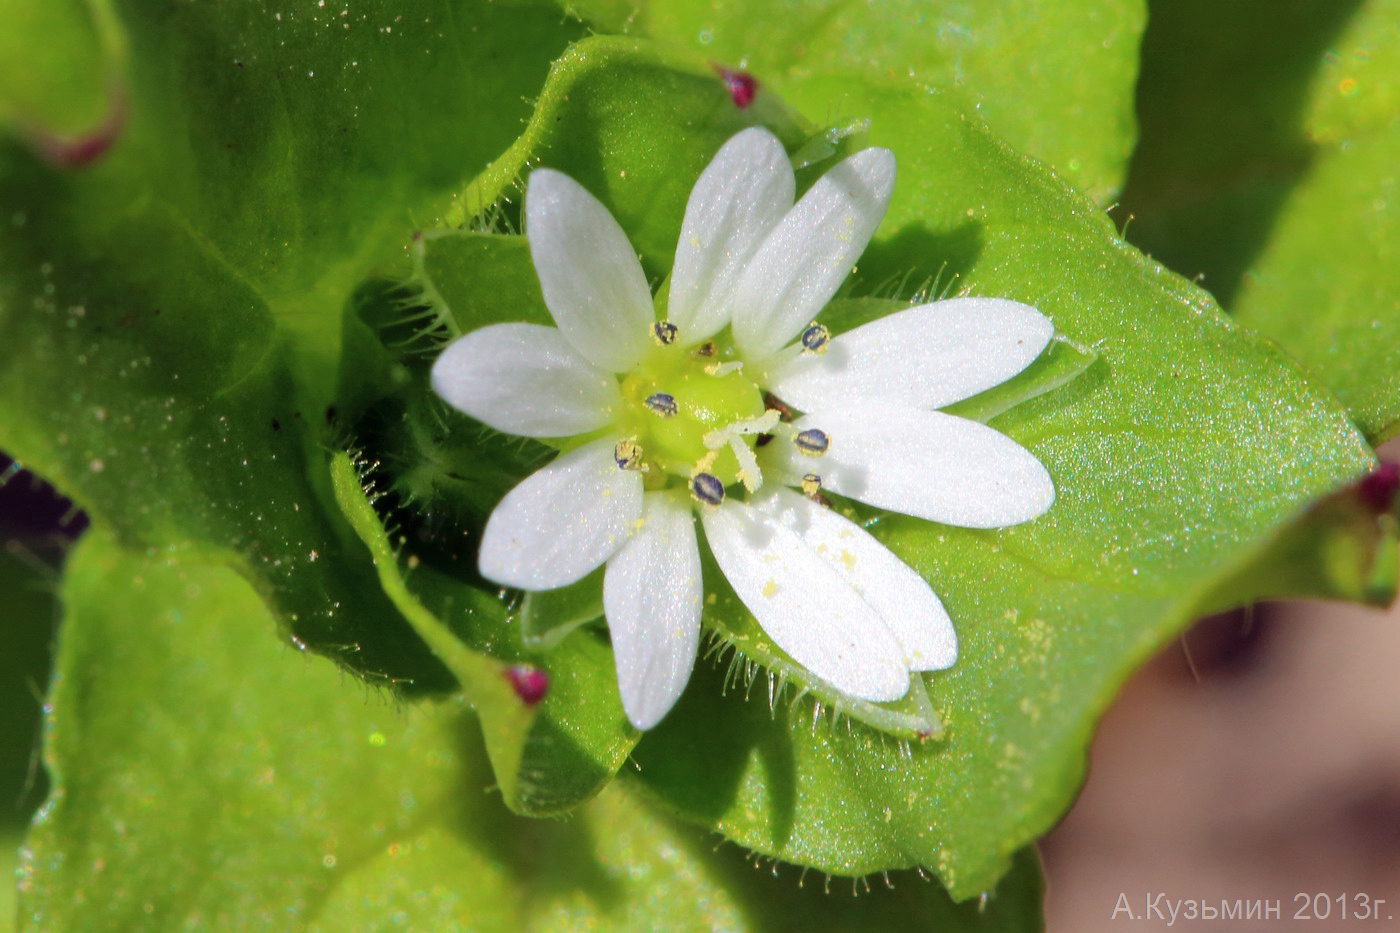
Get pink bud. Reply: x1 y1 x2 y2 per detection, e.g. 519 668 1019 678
1355 462 1399 514
504 665 549 706
713 66 757 109
33 92 127 169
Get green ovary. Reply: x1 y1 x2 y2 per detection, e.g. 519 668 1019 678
617 348 765 486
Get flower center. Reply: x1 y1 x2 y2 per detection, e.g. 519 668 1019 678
615 325 766 494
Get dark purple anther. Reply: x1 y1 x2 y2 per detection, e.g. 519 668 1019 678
714 65 757 109
1355 462 1400 513
504 665 549 706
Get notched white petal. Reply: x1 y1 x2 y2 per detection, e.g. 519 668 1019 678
755 488 956 671
730 147 896 360
702 499 909 702
782 404 1055 529
668 127 796 343
604 493 703 730
479 438 643 590
431 324 620 438
525 169 654 372
769 298 1054 412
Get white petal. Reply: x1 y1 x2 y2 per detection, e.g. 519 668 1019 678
754 488 956 671
778 404 1054 528
430 324 620 438
667 128 795 343
603 492 703 730
479 438 643 589
525 169 654 372
730 147 896 360
702 499 909 702
768 298 1054 412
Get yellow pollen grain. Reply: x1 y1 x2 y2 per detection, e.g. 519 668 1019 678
761 579 778 598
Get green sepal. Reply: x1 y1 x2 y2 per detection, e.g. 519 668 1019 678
521 569 606 651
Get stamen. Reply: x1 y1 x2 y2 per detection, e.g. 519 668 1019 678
794 428 830 456
739 409 782 434
694 449 720 474
644 392 678 418
729 436 762 492
613 438 645 471
693 341 717 358
690 472 725 507
652 320 680 346
800 322 831 354
800 473 822 497
702 409 782 451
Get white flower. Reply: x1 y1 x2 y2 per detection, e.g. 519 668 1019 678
431 128 1054 730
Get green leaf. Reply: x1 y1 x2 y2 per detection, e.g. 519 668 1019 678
598 74 1370 896
0 0 593 687
639 0 1146 202
0 211 453 688
17 528 1045 931
1120 0 1400 439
